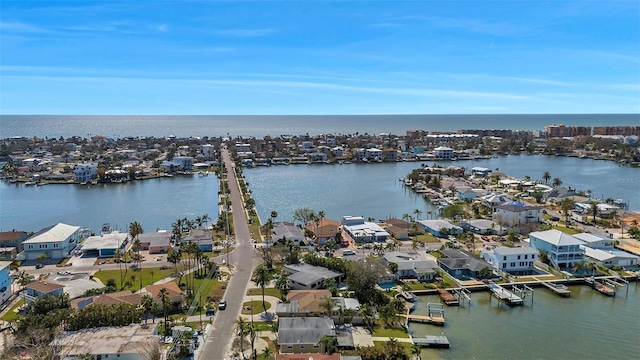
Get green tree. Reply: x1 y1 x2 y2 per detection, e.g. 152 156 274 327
319 295 335 316
275 272 290 300
318 334 337 354
559 198 575 223
542 171 551 184
552 177 563 188
251 264 272 310
590 201 599 222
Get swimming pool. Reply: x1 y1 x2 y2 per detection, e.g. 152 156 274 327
378 283 397 290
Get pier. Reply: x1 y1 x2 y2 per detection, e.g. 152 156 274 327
411 335 450 348
438 288 459 306
402 303 445 326
487 282 523 306
541 281 571 297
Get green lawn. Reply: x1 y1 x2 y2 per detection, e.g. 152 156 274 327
251 321 277 332
241 300 272 315
247 287 281 299
405 282 437 291
552 225 580 235
372 326 410 338
0 298 25 322
184 277 229 314
414 233 441 243
93 267 176 290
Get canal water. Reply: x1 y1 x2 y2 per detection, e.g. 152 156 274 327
244 155 640 223
411 284 640 359
0 174 219 234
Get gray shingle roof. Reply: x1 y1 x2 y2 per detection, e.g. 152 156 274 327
278 317 336 345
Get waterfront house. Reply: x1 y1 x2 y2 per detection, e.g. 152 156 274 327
417 220 463 238
493 203 542 229
25 279 64 303
0 230 28 253
437 249 493 279
182 229 213 251
456 186 479 201
273 222 307 246
481 193 508 208
71 290 143 310
365 148 383 161
481 246 538 275
283 263 343 291
0 261 13 305
461 219 506 235
573 232 615 250
21 223 80 261
73 163 98 182
382 251 439 282
305 218 340 245
81 231 129 257
53 324 160 360
172 156 194 171
471 167 492 177
278 317 336 354
582 247 639 268
341 216 389 243
528 230 584 271
137 231 172 253
433 146 454 159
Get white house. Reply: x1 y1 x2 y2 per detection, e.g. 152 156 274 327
73 163 98 182
172 156 194 171
494 203 542 228
417 219 463 238
365 148 383 161
283 263 342 290
481 246 538 275
21 223 80 261
433 146 454 159
341 216 389 243
529 230 584 271
573 233 615 250
382 251 439 282
582 247 639 268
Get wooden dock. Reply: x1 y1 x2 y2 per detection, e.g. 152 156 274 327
411 335 450 348
402 313 445 325
541 281 571 297
487 282 523 305
402 303 445 326
438 288 459 306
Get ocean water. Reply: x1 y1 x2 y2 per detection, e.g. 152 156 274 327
1 114 639 139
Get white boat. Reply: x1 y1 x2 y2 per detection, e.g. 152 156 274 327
24 181 37 186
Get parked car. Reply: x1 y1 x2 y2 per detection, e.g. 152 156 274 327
35 263 44 269
218 300 227 310
206 308 215 316
550 216 560 222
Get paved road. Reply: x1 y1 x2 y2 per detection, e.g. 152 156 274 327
200 146 259 360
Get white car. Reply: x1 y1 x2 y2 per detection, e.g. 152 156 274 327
219 300 227 310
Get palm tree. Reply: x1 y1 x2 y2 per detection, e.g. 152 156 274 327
402 213 411 234
270 210 278 221
552 177 563 188
542 171 551 184
411 343 422 360
318 334 337 354
319 295 335 316
17 270 31 305
141 294 153 325
413 208 423 221
157 287 170 336
114 249 124 289
275 272 290 300
251 264 272 309
129 221 144 267
590 201 599 222
261 346 273 360
150 301 160 323
235 316 249 357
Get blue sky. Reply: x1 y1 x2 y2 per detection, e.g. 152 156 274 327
1 0 639 114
